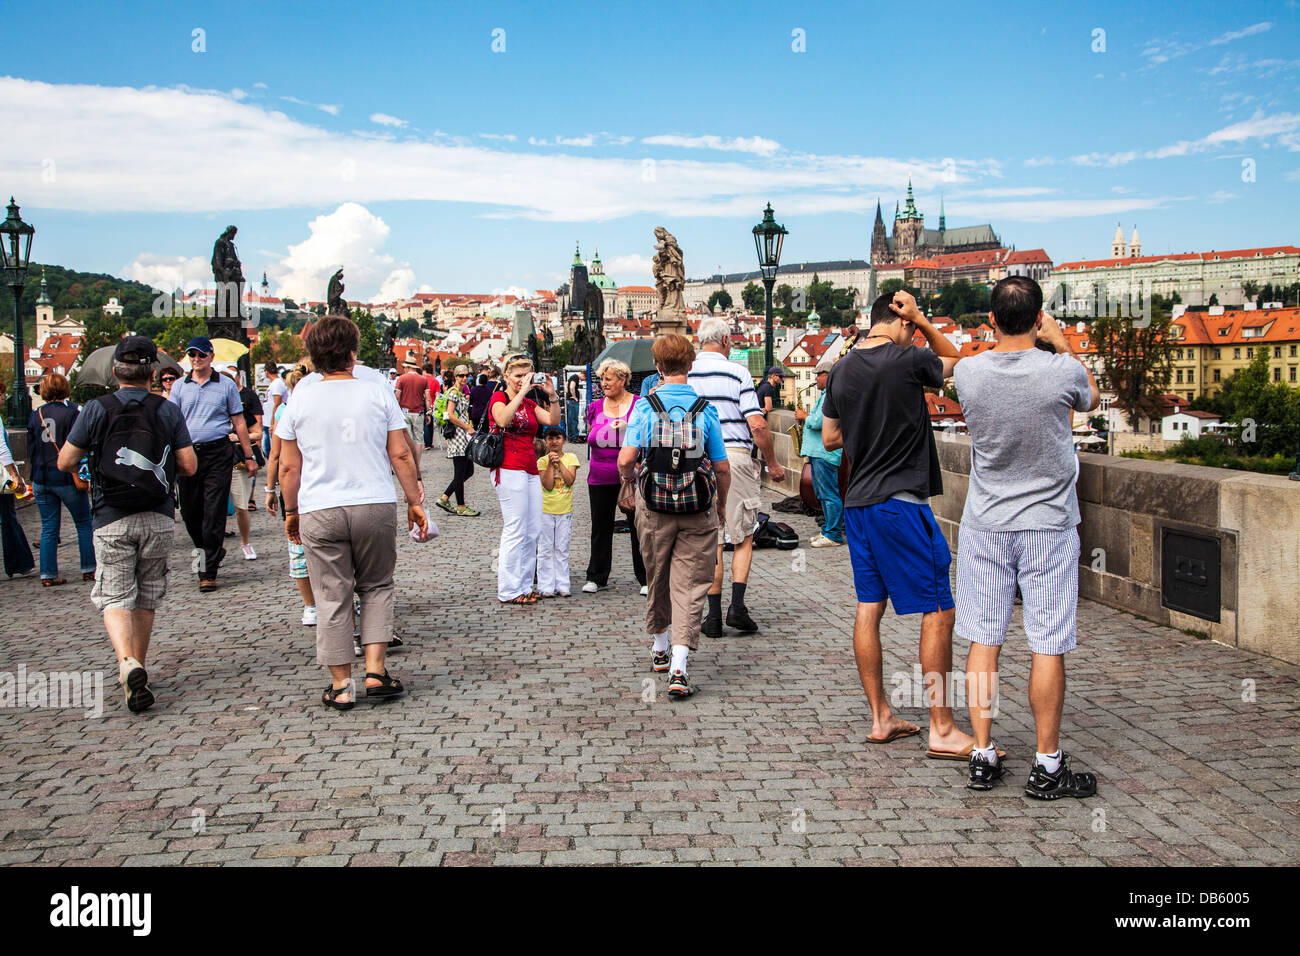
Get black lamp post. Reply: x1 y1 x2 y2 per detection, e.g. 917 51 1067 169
1290 393 1300 481
1 198 35 428
752 203 787 373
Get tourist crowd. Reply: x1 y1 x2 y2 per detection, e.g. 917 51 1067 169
6 276 1100 800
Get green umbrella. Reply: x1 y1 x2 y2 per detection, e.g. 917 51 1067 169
76 345 183 388
593 338 656 375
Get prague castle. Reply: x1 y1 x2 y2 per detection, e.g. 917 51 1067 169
869 181 1001 266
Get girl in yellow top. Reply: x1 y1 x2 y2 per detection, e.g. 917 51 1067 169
537 426 580 597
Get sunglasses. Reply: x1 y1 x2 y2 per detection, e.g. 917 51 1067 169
186 350 211 358
161 376 178 383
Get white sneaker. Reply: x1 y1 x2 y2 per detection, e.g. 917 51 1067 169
582 581 600 593
640 585 649 596
810 534 843 549
557 590 571 597
301 605 317 626
241 544 257 560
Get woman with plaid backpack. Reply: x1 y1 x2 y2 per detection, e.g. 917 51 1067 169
617 334 731 699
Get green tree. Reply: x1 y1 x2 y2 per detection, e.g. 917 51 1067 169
551 339 574 368
281 298 299 311
741 282 764 313
1212 348 1300 457
353 310 382 368
1091 303 1174 430
775 284 794 316
157 312 210 358
707 290 733 312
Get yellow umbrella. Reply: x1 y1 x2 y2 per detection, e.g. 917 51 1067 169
210 337 249 363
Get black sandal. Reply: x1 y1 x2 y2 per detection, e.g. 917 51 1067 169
322 679 355 711
364 671 404 699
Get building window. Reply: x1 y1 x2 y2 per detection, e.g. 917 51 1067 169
1187 369 1194 383
1175 369 1183 384
1291 345 1297 357
1214 369 1221 382
1213 348 1221 359
1291 367 1297 382
1247 347 1254 358
1274 367 1282 382
1275 346 1282 358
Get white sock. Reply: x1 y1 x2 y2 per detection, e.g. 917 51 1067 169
973 744 998 764
1036 749 1062 773
651 630 670 653
670 645 689 674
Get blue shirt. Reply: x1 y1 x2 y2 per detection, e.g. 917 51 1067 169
800 392 841 465
639 372 660 397
625 382 727 463
169 372 243 442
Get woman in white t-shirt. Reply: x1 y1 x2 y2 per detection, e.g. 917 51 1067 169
277 317 428 711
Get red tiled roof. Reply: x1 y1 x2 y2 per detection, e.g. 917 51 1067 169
925 393 964 419
1005 248 1051 264
1057 245 1300 270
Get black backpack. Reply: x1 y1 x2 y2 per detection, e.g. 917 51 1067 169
90 392 176 511
638 393 716 515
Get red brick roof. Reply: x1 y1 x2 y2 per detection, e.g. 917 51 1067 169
926 393 964 420
1057 245 1300 270
1172 306 1300 346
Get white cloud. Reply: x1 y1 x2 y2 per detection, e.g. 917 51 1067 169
122 254 211 293
1 77 1003 222
281 95 339 115
268 203 415 304
479 133 517 142
1070 150 1139 167
1207 190 1238 203
370 112 407 128
1204 111 1300 145
490 285 533 299
603 254 654 283
1209 22 1272 45
945 196 1186 224
958 186 1056 198
1023 156 1055 167
1142 21 1272 68
642 134 781 157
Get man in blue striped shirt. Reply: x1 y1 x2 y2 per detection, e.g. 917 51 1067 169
688 317 785 636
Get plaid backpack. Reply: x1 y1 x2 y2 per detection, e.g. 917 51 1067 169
638 392 716 515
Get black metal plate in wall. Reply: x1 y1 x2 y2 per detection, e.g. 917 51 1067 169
1161 528 1221 622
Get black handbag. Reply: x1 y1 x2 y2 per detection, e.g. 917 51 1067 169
467 385 505 468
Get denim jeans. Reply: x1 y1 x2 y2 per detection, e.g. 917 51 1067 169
34 481 96 578
810 458 844 543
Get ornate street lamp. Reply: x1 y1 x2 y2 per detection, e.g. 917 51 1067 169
1 198 35 427
752 203 787 373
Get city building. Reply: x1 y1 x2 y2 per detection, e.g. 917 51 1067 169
1050 238 1300 309
870 182 1001 266
1168 304 1300 402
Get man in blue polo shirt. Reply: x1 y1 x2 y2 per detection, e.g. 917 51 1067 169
169 336 257 592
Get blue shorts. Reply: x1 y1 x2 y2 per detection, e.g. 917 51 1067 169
845 499 954 614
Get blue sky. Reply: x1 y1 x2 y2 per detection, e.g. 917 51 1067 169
2 0 1298 303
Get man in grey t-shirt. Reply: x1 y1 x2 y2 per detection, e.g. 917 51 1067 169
952 276 1101 799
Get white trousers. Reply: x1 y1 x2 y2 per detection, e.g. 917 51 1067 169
537 512 573 594
494 468 543 601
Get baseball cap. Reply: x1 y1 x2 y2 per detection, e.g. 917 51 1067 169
113 335 158 365
767 366 786 379
815 357 834 374
185 336 214 355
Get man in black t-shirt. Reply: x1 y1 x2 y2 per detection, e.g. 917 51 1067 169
755 366 785 416
822 290 977 760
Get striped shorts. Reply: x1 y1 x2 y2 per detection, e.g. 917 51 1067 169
955 525 1080 655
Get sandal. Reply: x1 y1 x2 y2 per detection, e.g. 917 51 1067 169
456 506 480 517
364 670 404 699
505 593 536 605
435 496 456 514
83 572 95 582
42 578 68 587
322 679 355 711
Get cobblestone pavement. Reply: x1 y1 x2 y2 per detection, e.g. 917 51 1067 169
1 449 1297 866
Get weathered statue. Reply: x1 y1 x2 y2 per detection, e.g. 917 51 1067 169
572 324 591 367
211 225 244 284
527 333 540 371
584 284 606 358
542 325 554 372
327 269 346 316
653 226 685 313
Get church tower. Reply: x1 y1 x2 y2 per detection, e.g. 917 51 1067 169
870 199 890 266
35 269 54 345
1111 223 1128 259
893 180 925 263
1129 226 1141 258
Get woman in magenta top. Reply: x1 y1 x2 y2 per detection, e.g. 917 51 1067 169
583 358 646 593
491 353 560 604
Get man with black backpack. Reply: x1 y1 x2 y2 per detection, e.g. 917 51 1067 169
58 336 197 713
618 334 730 700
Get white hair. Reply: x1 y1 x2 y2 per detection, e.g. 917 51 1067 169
697 317 732 347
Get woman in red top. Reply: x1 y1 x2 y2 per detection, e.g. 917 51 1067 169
490 353 560 604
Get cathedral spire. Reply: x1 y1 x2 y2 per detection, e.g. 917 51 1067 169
874 198 883 225
36 267 50 306
573 242 582 265
939 196 946 231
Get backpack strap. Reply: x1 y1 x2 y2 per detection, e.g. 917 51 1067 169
646 392 667 415
686 396 710 420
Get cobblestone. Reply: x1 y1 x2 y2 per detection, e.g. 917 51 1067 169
1 453 1297 865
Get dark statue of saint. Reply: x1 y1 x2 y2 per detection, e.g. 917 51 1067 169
584 285 606 359
327 269 346 316
211 225 243 284
571 324 591 367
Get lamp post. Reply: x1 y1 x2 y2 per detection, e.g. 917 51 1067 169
1290 393 1300 481
1 198 35 428
752 203 787 374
